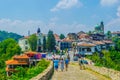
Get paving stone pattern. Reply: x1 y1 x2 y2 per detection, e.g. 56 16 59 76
51 63 107 80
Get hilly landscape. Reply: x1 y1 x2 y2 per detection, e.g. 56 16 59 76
0 30 23 41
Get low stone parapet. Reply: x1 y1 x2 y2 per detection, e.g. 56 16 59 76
86 63 120 80
31 61 54 80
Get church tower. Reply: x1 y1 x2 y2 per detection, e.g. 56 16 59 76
100 21 104 34
37 28 43 52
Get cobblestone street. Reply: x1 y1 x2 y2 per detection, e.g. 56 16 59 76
51 62 110 80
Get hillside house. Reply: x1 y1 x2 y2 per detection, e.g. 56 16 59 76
6 54 29 76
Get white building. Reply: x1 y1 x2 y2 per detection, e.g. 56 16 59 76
18 36 30 52
93 41 105 52
77 42 96 55
36 28 46 52
18 28 46 52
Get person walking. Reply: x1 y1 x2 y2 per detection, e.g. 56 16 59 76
65 58 69 71
60 58 64 71
79 58 85 70
53 58 59 71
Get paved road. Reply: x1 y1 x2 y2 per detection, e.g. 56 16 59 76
51 62 110 80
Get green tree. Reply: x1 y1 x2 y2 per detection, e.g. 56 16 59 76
28 34 37 51
106 31 112 39
59 34 65 39
0 38 21 55
112 37 120 51
43 36 46 52
46 30 56 52
0 30 22 41
116 40 120 51
87 31 92 35
0 38 21 79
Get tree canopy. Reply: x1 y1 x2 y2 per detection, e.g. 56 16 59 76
0 38 21 80
106 31 112 39
28 34 37 51
59 34 65 39
43 36 46 52
46 30 56 52
0 38 21 56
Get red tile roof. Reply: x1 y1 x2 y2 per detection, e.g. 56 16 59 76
54 34 60 40
93 41 105 45
13 54 29 59
103 40 113 44
77 42 96 47
78 34 90 39
25 51 37 57
6 60 28 65
112 31 120 34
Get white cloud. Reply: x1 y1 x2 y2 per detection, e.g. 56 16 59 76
50 0 82 12
100 0 118 6
0 19 48 36
105 18 120 32
50 17 59 22
0 18 91 36
117 6 120 17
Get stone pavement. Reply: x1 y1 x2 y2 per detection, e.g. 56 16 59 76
51 62 110 80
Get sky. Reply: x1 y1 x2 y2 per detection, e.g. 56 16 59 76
0 0 120 36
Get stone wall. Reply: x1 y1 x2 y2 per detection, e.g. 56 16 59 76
31 61 54 80
86 59 120 80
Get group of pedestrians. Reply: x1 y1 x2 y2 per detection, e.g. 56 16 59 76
53 58 69 72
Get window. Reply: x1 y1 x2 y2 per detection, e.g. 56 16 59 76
87 48 91 52
25 40 28 45
25 46 28 50
8 65 13 68
38 39 41 45
79 48 81 51
82 48 85 51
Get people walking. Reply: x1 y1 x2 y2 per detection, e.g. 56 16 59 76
60 58 64 71
65 58 69 71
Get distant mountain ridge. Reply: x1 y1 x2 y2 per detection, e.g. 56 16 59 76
0 30 23 41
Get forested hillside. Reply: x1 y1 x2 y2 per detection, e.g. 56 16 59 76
0 30 23 41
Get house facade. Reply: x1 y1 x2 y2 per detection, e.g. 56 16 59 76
18 28 45 52
76 42 96 55
90 33 105 41
56 38 72 51
37 28 44 52
18 36 30 52
67 33 78 40
112 31 120 37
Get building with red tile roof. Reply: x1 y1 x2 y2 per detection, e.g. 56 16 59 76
6 54 30 76
77 42 96 55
